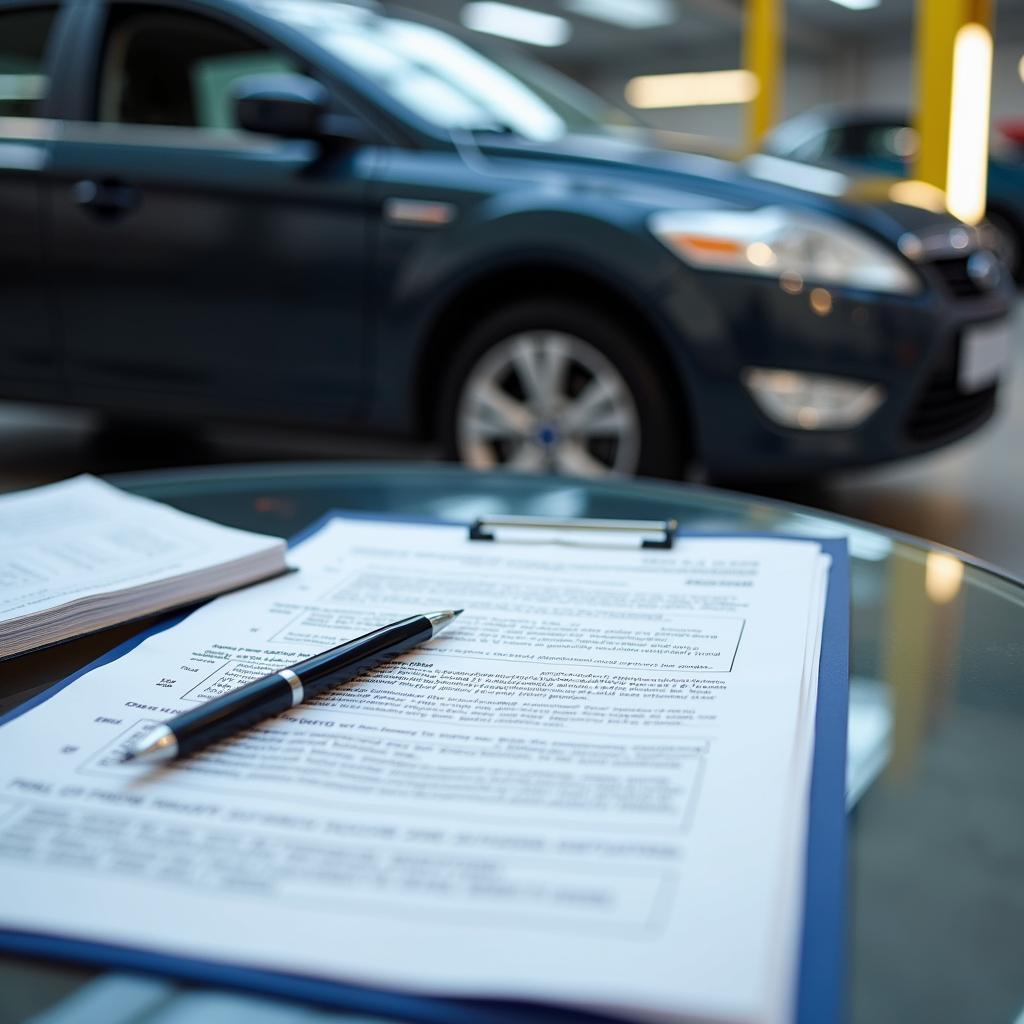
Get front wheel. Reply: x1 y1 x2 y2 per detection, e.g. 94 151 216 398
440 300 686 479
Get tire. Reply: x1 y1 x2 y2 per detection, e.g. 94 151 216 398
438 299 686 479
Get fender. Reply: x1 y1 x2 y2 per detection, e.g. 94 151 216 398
364 195 713 434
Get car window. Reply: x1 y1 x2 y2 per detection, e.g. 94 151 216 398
824 123 917 164
97 6 300 129
862 125 918 162
787 129 831 163
0 7 58 117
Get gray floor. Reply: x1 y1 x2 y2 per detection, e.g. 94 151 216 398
0 300 1021 575
813 298 1024 577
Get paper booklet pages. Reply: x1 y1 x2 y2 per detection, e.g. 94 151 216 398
0 518 831 1024
0 475 287 658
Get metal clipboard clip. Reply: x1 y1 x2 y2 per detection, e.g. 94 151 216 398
468 514 678 550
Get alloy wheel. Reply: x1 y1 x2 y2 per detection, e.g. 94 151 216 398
455 330 642 477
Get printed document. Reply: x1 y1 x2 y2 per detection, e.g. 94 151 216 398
0 518 831 1024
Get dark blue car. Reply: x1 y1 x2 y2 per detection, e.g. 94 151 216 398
0 0 1014 479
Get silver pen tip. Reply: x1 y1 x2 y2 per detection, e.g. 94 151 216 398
426 609 463 635
121 724 179 765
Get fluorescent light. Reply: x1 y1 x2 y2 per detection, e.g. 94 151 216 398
827 0 880 9
461 2 571 47
946 22 992 225
562 0 675 29
626 69 759 109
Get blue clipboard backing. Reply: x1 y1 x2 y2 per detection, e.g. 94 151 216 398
0 511 849 1024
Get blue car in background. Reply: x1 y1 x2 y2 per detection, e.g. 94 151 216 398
0 1 1015 480
761 107 1024 283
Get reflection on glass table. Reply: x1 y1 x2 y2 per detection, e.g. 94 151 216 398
1 463 1021 1024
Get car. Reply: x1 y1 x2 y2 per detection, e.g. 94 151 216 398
0 0 1015 480
760 106 1024 283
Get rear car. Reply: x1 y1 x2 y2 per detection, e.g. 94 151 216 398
761 106 1024 283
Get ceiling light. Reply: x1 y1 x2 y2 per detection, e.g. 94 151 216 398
625 69 759 109
1018 54 1024 82
826 0 880 10
562 0 675 29
461 2 572 47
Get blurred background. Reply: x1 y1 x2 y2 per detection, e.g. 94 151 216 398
2 0 1021 573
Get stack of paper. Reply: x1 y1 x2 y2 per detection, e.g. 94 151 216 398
0 475 287 660
0 516 843 1024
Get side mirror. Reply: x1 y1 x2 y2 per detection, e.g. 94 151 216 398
233 73 356 144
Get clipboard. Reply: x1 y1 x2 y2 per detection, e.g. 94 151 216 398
0 511 849 1024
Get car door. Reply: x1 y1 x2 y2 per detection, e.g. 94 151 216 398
0 1 62 395
49 0 378 421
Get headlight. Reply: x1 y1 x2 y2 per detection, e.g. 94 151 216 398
649 206 921 295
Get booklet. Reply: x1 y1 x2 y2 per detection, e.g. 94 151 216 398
0 514 848 1024
0 475 288 660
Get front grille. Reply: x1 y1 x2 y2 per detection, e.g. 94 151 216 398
906 383 996 441
905 333 997 442
931 257 983 298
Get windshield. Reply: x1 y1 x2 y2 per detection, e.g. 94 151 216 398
257 0 634 140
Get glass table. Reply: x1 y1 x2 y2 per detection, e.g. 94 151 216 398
1 462 1021 1024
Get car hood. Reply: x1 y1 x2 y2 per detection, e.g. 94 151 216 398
479 130 964 246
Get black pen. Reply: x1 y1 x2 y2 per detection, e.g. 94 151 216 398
122 610 462 764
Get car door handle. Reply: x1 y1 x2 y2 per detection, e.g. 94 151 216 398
71 179 141 218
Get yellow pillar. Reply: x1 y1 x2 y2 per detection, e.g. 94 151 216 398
914 0 995 222
744 0 783 150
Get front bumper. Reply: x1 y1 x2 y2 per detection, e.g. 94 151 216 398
652 256 1014 477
